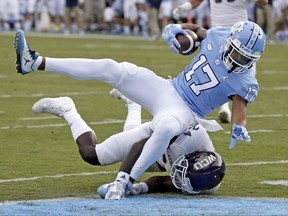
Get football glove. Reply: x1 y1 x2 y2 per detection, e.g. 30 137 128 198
102 171 132 200
104 180 126 200
173 2 193 20
163 24 187 54
127 182 149 196
229 124 251 149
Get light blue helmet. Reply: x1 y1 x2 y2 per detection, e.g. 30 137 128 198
223 21 266 73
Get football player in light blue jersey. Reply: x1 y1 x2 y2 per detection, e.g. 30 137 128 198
171 24 259 118
173 0 268 124
14 20 265 200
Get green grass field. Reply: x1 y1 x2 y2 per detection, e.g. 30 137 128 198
0 32 287 202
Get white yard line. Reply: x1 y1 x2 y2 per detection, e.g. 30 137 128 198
0 119 126 130
0 85 287 99
1 160 287 184
228 160 288 166
262 70 288 74
0 171 117 183
0 91 107 98
1 113 287 130
260 180 288 186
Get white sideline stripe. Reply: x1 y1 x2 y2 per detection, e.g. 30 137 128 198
261 180 288 186
0 171 117 183
1 160 287 184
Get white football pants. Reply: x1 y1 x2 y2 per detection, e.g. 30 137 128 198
44 57 195 180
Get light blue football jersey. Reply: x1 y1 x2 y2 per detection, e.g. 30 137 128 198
172 27 259 118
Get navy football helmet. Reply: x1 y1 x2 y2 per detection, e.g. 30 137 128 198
170 151 225 194
223 21 266 73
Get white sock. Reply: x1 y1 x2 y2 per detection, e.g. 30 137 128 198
123 102 141 131
32 56 43 71
116 171 130 185
63 108 94 141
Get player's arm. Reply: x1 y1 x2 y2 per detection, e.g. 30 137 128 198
144 176 179 193
173 0 203 20
163 23 206 54
119 137 149 176
229 95 251 149
129 176 180 195
231 95 247 127
178 23 207 41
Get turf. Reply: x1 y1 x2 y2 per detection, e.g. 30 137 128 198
0 33 287 201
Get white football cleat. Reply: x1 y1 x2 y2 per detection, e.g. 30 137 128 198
14 30 39 74
32 97 75 117
217 106 231 124
109 88 132 104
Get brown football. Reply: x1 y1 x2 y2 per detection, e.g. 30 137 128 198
176 29 200 55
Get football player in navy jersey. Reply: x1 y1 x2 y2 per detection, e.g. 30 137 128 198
14 20 266 199
29 90 225 199
97 89 225 198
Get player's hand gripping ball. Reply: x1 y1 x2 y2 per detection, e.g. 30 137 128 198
176 29 200 55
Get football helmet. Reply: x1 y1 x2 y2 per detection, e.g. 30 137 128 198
170 151 225 194
223 21 266 73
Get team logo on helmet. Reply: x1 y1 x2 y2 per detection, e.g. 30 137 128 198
170 151 226 194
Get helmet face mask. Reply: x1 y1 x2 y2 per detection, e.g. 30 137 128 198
170 151 226 194
223 21 266 74
170 155 197 194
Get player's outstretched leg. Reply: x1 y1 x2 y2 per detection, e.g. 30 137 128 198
32 96 100 165
32 97 75 117
109 88 142 131
14 30 40 74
